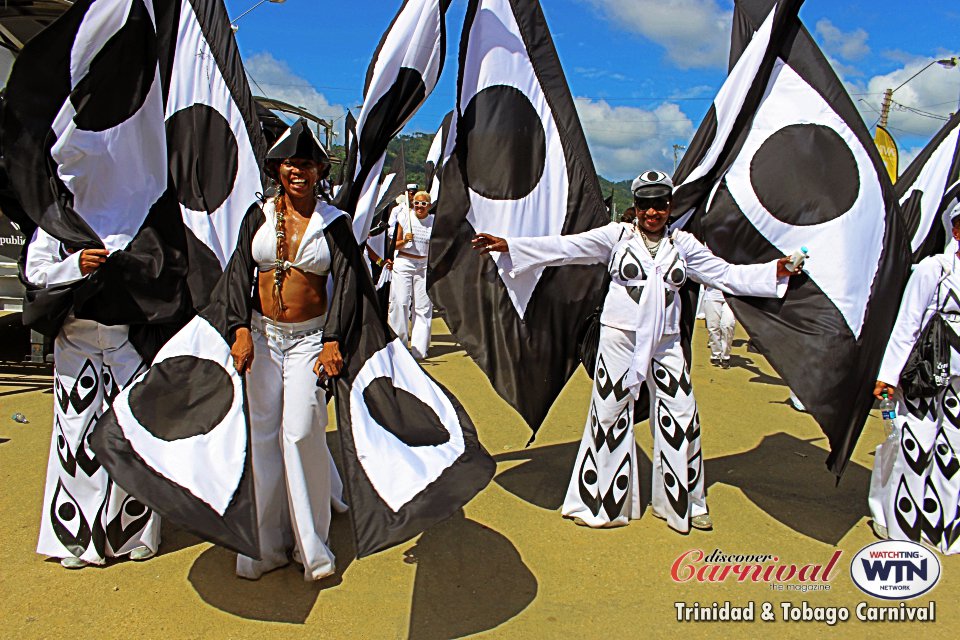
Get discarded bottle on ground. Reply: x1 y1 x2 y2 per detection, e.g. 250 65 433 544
879 392 897 439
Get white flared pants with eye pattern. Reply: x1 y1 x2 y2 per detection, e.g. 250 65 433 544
38 316 160 563
562 326 706 532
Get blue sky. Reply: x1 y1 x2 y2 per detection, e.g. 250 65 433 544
225 0 960 180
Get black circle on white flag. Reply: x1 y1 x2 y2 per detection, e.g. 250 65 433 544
72 0 158 132
362 377 450 447
128 356 234 441
166 104 239 213
750 124 859 226
462 85 546 200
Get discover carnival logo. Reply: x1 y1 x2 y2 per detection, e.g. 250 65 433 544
850 541 941 600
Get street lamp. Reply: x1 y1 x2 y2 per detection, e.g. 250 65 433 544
230 0 286 32
879 56 958 126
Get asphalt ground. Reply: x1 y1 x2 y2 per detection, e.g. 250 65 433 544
1 319 956 639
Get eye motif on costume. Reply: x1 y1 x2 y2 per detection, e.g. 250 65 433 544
68 359 99 415
934 430 960 480
686 410 701 443
75 415 102 477
601 454 632 520
894 476 922 542
605 404 631 452
941 387 960 429
651 359 691 398
665 252 687 287
625 285 643 303
661 455 689 518
54 372 70 413
595 354 630 401
901 424 931 476
101 364 119 403
50 479 91 556
920 478 944 545
656 400 686 451
687 448 703 492
615 246 645 282
54 417 77 477
106 494 152 553
577 448 601 516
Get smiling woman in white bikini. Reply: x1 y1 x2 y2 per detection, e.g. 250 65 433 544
224 119 351 581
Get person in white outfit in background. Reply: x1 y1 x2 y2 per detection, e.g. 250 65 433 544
388 190 434 360
702 285 736 368
27 230 160 569
473 170 798 533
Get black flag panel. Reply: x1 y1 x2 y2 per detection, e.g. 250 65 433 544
896 112 960 261
677 0 911 474
429 0 609 434
424 110 453 198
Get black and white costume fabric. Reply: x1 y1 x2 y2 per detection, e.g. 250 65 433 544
671 0 911 475
502 222 784 530
429 0 609 435
896 112 960 262
870 254 960 554
389 206 434 359
27 230 159 563
702 286 735 362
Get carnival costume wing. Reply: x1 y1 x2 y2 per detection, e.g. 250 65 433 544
674 0 911 475
896 112 960 261
323 213 496 558
428 0 609 436
334 0 450 240
1 0 265 351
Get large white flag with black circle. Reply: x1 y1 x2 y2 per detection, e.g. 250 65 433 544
2 0 267 556
429 0 609 433
677 0 911 475
335 0 449 242
1 0 265 335
896 112 960 261
321 213 495 558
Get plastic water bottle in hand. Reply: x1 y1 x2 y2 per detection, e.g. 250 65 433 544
879 392 898 439
786 246 808 273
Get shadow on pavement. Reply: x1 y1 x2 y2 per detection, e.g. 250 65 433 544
426 341 464 359
705 432 870 545
406 510 537 640
493 442 653 511
186 430 357 623
493 433 870 546
187 510 355 624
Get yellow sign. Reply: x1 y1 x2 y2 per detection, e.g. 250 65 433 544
874 125 899 184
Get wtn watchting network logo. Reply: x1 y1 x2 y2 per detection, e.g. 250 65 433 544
850 541 941 600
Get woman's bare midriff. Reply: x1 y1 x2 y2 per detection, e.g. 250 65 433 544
256 268 328 322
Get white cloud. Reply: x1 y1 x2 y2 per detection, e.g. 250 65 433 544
815 19 870 62
579 0 730 69
574 97 695 180
243 52 346 123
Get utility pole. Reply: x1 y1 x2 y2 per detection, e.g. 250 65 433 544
878 88 893 128
672 144 686 173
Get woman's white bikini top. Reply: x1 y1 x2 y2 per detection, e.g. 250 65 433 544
251 198 332 276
